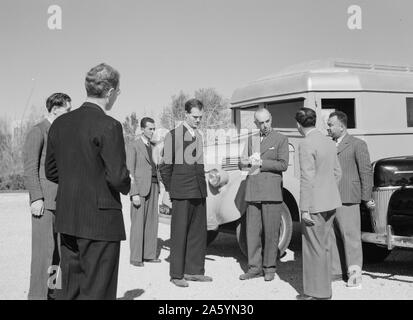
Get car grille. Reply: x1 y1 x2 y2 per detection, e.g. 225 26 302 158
221 156 241 171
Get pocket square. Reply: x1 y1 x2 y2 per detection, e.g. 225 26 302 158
269 147 275 150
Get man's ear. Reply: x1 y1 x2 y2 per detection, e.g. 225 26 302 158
106 88 114 98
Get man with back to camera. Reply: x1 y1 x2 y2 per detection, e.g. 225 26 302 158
295 107 342 300
24 92 71 300
45 63 130 299
159 99 212 288
327 111 375 288
126 117 161 267
238 107 289 281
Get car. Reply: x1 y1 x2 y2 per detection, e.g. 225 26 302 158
160 59 413 261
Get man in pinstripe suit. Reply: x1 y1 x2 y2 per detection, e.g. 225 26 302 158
24 93 71 300
327 111 375 289
45 63 130 299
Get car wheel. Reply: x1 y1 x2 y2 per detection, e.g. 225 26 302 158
236 202 293 258
207 230 219 246
362 242 391 263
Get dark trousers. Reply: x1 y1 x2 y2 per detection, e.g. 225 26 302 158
57 233 120 300
170 198 207 279
28 209 60 300
331 204 363 277
302 210 336 299
246 202 282 273
130 183 159 263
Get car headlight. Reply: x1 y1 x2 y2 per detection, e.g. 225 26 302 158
207 168 229 188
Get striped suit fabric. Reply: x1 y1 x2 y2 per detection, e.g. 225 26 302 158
331 134 374 279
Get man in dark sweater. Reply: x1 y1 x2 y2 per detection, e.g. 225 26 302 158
160 99 212 288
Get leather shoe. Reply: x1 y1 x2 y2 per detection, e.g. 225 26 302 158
170 278 189 287
144 258 162 263
184 274 213 282
239 271 264 280
296 294 331 300
131 261 144 267
264 273 275 282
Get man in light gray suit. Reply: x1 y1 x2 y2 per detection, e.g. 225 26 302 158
23 93 72 300
238 108 289 281
126 117 160 267
327 111 375 288
295 107 342 300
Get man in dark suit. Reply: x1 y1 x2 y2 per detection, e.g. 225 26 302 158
238 108 289 281
23 93 71 300
159 99 212 288
327 111 374 288
296 107 342 300
45 63 130 300
126 117 161 267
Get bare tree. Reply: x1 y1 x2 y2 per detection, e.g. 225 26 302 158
159 88 232 132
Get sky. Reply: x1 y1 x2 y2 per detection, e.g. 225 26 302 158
1 0 413 124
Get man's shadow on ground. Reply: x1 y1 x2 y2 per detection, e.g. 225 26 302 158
156 224 304 294
117 289 145 300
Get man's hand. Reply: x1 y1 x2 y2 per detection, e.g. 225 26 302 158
31 199 44 217
249 152 262 167
365 199 376 210
131 195 141 208
301 210 315 226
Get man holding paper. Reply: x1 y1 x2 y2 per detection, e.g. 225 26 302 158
238 108 289 281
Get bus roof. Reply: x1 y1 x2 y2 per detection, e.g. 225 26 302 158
230 59 413 108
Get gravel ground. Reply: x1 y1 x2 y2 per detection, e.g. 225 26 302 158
1 192 413 300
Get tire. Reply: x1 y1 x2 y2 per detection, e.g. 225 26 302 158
236 202 293 257
207 230 219 246
362 242 391 263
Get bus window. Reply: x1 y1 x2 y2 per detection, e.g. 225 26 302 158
265 98 304 128
406 98 413 127
239 106 258 130
321 98 356 128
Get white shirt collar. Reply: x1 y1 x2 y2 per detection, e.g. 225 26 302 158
183 121 195 137
141 135 150 146
336 133 347 145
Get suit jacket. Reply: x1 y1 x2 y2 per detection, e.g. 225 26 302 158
298 129 342 213
126 138 159 198
239 129 289 202
336 134 373 204
23 119 58 210
159 123 207 199
45 102 131 241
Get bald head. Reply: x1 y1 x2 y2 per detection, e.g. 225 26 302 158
254 108 271 120
254 108 272 135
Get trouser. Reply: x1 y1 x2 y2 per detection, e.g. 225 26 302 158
302 210 336 299
246 202 282 274
28 209 60 300
170 198 207 279
130 182 160 263
331 204 363 278
57 233 120 300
